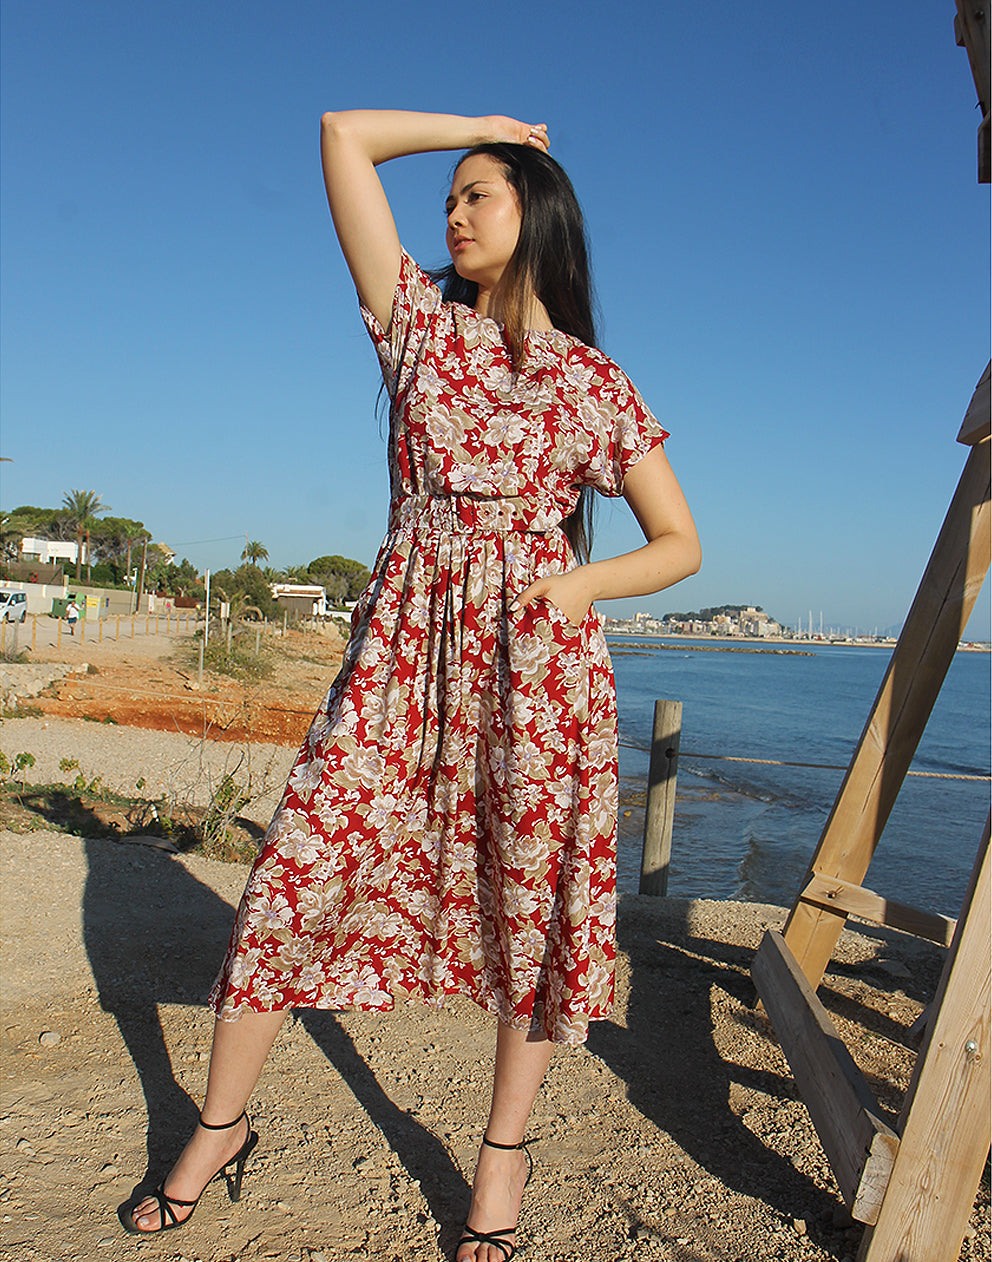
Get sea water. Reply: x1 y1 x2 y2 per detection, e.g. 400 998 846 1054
612 637 990 917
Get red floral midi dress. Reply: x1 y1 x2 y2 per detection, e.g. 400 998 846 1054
209 252 668 1044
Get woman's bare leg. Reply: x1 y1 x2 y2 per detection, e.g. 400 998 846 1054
130 1008 287 1232
457 1020 554 1262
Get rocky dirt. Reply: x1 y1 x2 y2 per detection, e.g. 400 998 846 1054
1 628 989 1262
4 616 346 745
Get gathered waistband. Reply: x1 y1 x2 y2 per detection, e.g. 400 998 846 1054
388 494 557 535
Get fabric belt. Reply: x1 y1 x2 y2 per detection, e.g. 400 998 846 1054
389 494 557 535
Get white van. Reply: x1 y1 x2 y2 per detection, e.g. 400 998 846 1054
0 591 28 623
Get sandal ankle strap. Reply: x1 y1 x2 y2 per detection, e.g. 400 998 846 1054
198 1110 248 1131
481 1134 530 1151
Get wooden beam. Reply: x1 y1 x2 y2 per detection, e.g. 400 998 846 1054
752 930 899 1223
957 361 991 446
955 1 990 116
783 439 991 990
859 820 991 1262
800 872 957 948
955 0 991 181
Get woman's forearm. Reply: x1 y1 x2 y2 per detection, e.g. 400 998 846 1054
581 531 702 603
512 530 701 627
320 110 496 166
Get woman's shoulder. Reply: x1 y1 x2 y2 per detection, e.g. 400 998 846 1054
549 337 643 395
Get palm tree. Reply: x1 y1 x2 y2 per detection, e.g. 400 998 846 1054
121 522 151 584
241 540 269 566
61 489 111 581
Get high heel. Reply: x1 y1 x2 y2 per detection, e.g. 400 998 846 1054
122 1110 258 1235
456 1135 534 1262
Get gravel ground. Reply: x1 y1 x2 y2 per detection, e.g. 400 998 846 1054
1 715 295 827
1 720 988 1261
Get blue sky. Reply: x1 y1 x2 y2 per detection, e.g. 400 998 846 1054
2 1 989 636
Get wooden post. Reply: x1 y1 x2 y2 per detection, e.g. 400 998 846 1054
31 615 36 652
640 698 682 896
255 626 261 656
198 638 204 690
784 438 991 988
98 615 103 642
57 617 62 648
116 613 120 641
145 611 150 635
130 613 135 638
859 818 991 1262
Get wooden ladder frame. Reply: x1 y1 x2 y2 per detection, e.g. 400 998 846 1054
751 365 991 1261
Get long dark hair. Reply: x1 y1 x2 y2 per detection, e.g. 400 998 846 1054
432 143 598 562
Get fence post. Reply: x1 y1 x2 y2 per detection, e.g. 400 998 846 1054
640 698 682 896
32 615 37 652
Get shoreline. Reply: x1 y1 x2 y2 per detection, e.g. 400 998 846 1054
605 629 991 652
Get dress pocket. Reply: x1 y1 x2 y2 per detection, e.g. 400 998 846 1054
535 595 583 637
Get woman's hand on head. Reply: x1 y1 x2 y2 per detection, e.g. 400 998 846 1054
512 567 595 629
483 116 550 152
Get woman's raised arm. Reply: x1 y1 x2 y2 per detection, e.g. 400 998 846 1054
319 110 549 329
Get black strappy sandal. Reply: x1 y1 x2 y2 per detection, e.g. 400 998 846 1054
456 1135 534 1261
122 1110 258 1235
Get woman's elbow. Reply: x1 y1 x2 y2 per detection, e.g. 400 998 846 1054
320 111 352 146
676 532 702 581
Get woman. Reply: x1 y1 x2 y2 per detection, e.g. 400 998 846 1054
125 111 700 1261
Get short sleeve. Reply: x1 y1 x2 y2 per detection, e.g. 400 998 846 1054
359 249 443 400
572 355 670 497
606 373 669 494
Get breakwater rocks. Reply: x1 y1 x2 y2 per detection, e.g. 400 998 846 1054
0 663 89 715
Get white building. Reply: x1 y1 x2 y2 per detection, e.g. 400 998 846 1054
270 583 328 619
20 537 86 565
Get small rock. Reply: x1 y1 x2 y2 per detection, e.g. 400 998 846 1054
793 1217 807 1236
96 1238 116 1248
276 1200 292 1213
38 1031 61 1047
99 1163 119 1176
15 1138 35 1155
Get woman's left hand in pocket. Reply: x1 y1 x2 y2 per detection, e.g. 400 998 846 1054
512 568 595 628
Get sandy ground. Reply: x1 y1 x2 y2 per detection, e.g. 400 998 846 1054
1 628 989 1262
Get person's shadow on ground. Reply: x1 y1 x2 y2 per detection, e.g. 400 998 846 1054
587 899 841 1254
80 833 468 1241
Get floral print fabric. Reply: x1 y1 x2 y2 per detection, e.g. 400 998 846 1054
209 252 668 1044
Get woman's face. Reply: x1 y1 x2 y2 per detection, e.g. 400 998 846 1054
445 154 522 290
